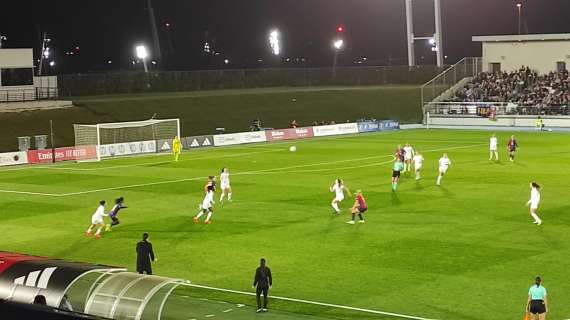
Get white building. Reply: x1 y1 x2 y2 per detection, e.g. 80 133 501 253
472 33 570 74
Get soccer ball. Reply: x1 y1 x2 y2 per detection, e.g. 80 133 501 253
289 146 297 152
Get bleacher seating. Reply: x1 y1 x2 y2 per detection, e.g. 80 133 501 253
448 67 569 115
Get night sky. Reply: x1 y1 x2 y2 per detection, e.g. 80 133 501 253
1 0 569 73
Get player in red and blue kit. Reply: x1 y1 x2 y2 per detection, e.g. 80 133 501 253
347 190 367 224
507 135 518 162
395 145 406 162
108 197 127 230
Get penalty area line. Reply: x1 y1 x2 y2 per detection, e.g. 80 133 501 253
183 283 439 320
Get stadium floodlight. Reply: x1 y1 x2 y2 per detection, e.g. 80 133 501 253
428 38 435 45
135 45 149 73
269 29 281 55
43 47 51 58
136 45 148 59
49 61 55 67
333 39 344 50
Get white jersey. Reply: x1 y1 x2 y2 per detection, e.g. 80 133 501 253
220 172 230 188
91 205 106 224
201 191 214 209
529 187 541 208
439 157 451 172
413 155 424 168
332 184 345 201
489 137 498 150
403 146 414 160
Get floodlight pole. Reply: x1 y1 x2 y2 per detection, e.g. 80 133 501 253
434 0 443 67
405 0 444 68
405 0 415 67
147 0 162 62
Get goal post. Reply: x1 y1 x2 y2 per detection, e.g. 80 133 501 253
73 119 181 161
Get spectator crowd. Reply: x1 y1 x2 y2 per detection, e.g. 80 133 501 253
449 66 569 115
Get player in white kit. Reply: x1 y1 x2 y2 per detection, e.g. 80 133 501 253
489 134 499 161
330 178 350 214
527 182 542 225
86 200 107 239
436 153 451 186
413 152 424 180
219 168 232 203
403 143 415 173
194 176 216 224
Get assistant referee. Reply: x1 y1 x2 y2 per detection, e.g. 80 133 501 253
526 276 548 320
253 258 272 313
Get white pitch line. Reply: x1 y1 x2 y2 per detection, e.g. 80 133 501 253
0 143 485 197
222 309 232 313
34 149 283 172
0 189 62 196
183 283 438 320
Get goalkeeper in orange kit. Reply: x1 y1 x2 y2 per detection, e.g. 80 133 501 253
173 136 182 161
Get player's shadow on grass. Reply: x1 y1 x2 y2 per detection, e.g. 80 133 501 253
435 184 455 197
413 180 424 191
511 161 527 167
390 192 402 206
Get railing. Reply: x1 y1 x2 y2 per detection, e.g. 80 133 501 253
420 57 482 108
0 87 59 103
425 101 569 117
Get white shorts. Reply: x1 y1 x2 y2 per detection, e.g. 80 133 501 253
415 164 422 170
530 202 539 210
439 167 448 174
490 147 497 151
334 194 345 202
404 155 413 161
221 182 230 190
92 218 104 225
201 199 212 210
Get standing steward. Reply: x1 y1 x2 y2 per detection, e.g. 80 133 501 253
253 258 272 313
136 233 156 275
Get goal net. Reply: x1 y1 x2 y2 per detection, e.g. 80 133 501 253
73 119 180 161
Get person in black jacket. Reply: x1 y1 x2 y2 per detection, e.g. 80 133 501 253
252 258 272 313
136 233 155 275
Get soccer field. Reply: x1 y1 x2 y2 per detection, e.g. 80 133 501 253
1 129 569 320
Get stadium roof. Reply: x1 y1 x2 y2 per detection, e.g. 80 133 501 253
472 33 570 42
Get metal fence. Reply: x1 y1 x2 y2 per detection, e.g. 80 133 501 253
0 87 59 103
58 65 444 97
420 57 482 108
426 101 569 116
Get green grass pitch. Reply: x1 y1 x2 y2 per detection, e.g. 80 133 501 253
0 129 569 320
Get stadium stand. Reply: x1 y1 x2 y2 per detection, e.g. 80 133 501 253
448 67 569 115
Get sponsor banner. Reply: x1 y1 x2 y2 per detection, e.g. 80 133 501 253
213 131 266 147
265 127 314 142
99 140 156 158
0 151 28 167
379 120 400 131
27 146 97 164
157 139 172 152
358 121 381 133
0 255 123 307
183 135 214 149
312 123 359 137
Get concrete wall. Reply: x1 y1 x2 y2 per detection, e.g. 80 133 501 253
0 49 34 91
0 49 33 68
428 115 570 128
482 40 570 73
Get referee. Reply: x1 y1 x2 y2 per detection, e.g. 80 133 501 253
253 258 272 313
526 276 548 320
